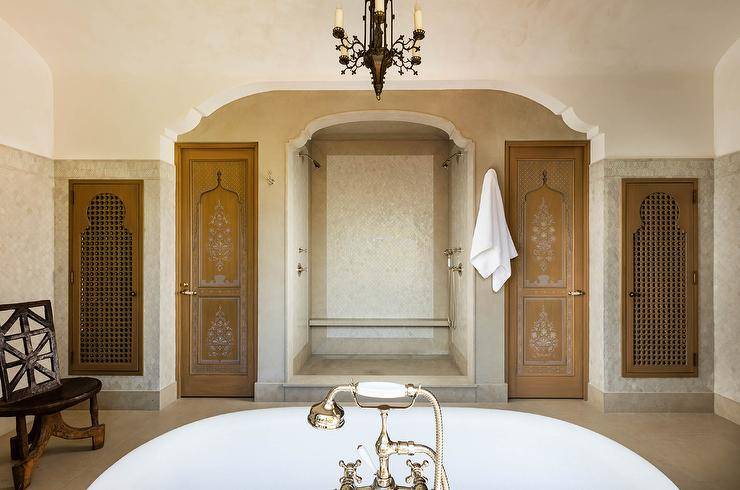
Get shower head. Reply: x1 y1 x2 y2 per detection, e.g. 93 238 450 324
308 393 345 430
441 152 463 168
300 153 321 168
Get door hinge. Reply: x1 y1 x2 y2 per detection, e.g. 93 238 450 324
69 270 74 284
693 271 697 284
693 352 698 367
692 189 697 203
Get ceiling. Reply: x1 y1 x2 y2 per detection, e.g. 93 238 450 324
1 0 738 81
1 0 738 159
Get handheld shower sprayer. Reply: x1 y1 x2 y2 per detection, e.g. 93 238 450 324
308 382 449 490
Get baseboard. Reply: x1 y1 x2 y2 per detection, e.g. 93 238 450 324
714 393 740 425
68 382 179 411
450 342 467 376
254 382 286 402
475 383 508 402
292 342 311 374
589 387 714 413
159 382 178 409
587 384 605 411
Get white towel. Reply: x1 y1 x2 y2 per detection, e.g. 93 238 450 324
469 169 518 292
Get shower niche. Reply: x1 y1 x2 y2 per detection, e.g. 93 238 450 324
286 119 475 385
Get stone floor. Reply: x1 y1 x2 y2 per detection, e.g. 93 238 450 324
0 398 738 489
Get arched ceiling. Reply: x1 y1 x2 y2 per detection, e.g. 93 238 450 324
2 0 737 79
0 0 738 159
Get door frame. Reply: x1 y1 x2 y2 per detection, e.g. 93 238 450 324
175 142 259 397
504 140 589 399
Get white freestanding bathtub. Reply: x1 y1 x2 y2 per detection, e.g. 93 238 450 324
90 406 676 489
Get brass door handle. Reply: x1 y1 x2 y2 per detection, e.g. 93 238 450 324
628 291 640 298
568 290 585 296
179 282 198 296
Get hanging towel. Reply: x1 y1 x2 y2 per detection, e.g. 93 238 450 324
470 168 518 292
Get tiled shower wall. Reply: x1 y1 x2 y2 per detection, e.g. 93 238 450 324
307 139 452 356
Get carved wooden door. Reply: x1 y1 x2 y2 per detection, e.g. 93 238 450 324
506 142 588 398
177 144 257 397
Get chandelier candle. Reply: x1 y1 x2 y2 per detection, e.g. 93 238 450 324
414 2 423 30
332 0 425 100
335 6 343 29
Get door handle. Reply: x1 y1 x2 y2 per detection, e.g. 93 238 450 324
628 291 640 298
179 282 198 296
568 290 585 296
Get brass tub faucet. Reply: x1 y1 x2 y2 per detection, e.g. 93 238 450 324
308 382 449 490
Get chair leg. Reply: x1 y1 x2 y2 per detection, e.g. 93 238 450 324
52 409 105 450
9 416 29 461
11 403 105 490
12 414 54 490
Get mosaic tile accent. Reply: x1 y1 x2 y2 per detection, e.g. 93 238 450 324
325 155 435 321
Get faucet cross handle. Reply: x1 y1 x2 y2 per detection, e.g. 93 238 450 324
339 459 363 485
405 459 429 485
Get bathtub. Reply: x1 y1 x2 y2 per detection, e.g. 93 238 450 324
90 406 676 489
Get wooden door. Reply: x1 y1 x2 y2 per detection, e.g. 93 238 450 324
505 142 588 398
69 180 143 374
177 144 257 397
622 179 698 377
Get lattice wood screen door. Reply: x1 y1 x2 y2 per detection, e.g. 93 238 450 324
69 180 143 374
177 143 257 397
505 142 588 398
622 179 698 377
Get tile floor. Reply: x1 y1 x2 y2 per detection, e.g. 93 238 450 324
0 398 738 489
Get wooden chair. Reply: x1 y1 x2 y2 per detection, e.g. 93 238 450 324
0 300 105 490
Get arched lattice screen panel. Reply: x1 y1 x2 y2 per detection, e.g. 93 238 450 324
69 181 143 374
622 180 698 377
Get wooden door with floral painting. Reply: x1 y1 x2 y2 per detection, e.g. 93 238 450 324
505 142 588 398
177 144 257 397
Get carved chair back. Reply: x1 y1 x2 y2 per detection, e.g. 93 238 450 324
0 300 61 403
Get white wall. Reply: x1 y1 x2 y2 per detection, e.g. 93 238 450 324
714 39 740 157
713 151 740 413
713 39 740 422
0 18 52 157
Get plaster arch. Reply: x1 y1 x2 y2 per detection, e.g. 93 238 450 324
160 80 605 164
284 110 477 384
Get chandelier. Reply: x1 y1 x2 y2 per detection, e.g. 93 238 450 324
333 1 425 100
